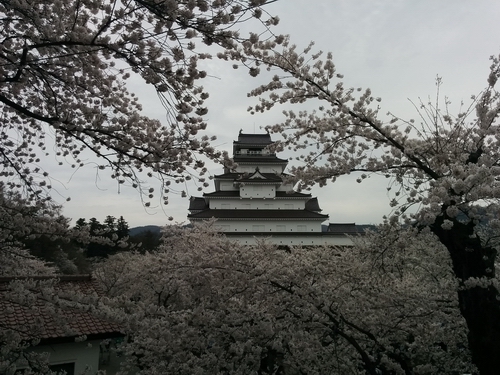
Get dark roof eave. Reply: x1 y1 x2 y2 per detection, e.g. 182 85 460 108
233 158 288 164
202 191 312 198
188 209 329 220
38 331 124 346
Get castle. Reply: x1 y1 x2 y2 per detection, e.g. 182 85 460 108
188 132 359 245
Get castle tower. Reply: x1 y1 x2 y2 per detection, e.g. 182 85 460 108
188 132 354 246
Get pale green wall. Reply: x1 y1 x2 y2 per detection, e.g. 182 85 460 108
29 339 101 374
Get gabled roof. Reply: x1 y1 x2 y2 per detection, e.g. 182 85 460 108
188 209 329 220
237 170 283 184
213 171 284 186
214 172 285 182
0 275 122 344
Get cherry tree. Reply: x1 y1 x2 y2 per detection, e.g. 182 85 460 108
241 38 500 374
0 3 285 370
95 222 473 374
0 0 281 206
0 0 284 275
0 182 67 277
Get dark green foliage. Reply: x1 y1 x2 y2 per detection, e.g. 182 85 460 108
75 216 130 258
129 229 162 252
23 235 90 274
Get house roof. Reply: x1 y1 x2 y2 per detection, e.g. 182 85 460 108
0 275 122 344
188 209 329 220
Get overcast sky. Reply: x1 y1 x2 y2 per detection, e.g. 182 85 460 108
54 0 500 228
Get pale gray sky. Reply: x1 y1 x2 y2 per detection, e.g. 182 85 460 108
55 0 500 227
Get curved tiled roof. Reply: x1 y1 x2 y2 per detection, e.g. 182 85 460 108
237 173 283 183
305 197 322 212
0 275 122 343
214 172 283 182
213 172 241 179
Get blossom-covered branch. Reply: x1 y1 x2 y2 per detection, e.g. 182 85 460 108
243 37 500 374
0 0 282 205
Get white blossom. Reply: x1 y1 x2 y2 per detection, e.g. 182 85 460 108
91 223 474 374
242 38 500 372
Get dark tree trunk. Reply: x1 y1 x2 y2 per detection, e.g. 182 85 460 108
431 214 500 375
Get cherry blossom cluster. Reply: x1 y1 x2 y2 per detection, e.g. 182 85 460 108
0 0 281 206
240 38 500 373
93 222 473 374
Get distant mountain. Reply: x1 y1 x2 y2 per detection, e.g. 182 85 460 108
129 225 162 237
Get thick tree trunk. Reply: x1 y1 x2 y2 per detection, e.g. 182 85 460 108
431 215 500 375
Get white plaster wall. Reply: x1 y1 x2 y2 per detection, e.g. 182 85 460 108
276 182 294 192
240 185 275 198
209 198 307 210
225 234 354 246
214 219 324 232
219 181 238 190
260 165 283 173
236 165 256 173
236 149 271 156
236 165 283 174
